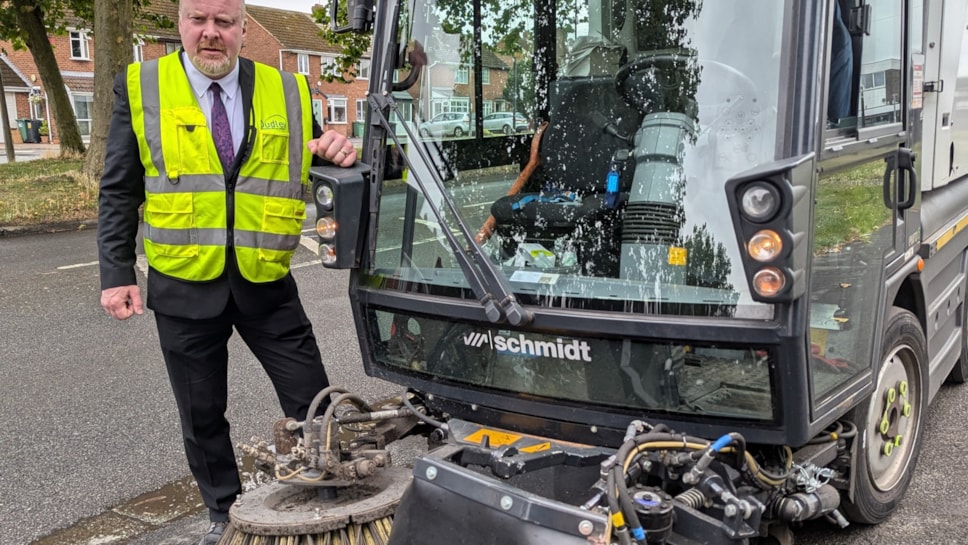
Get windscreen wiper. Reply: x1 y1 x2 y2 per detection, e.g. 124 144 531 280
367 93 532 326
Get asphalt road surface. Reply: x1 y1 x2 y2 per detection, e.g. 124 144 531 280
0 227 399 545
2 226 968 545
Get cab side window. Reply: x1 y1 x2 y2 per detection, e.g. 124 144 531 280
827 0 903 131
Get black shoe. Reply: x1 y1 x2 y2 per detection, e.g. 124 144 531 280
198 521 228 545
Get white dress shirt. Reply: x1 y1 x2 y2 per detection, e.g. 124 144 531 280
181 51 244 156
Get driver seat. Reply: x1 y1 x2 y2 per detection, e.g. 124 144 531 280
488 76 642 275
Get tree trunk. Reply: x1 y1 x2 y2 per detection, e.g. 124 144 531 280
11 0 85 156
0 68 15 163
83 0 133 181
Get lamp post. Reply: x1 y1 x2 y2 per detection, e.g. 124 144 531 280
512 58 517 115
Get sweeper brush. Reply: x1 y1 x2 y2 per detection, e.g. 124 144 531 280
217 466 409 545
217 389 422 545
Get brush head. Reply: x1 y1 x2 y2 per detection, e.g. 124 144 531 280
226 466 411 537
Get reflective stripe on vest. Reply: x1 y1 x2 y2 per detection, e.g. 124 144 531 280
130 53 313 283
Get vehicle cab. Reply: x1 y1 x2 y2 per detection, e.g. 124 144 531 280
308 0 963 542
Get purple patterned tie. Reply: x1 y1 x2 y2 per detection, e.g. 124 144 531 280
209 83 235 169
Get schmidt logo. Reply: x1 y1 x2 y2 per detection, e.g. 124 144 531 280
260 115 288 131
462 331 592 363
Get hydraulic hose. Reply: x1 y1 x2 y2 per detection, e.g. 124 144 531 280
401 389 449 431
303 386 351 454
321 392 374 454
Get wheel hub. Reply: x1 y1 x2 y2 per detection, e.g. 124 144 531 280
877 380 910 457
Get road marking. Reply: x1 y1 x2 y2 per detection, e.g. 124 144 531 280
58 261 98 270
300 235 319 255
292 259 322 270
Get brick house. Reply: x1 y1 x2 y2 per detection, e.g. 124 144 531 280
244 4 369 138
0 1 368 143
0 57 39 144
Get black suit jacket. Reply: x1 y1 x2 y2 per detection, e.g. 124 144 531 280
97 55 323 319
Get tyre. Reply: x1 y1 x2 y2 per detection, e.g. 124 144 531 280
453 127 465 137
502 124 513 135
842 307 926 525
947 282 968 383
420 128 430 137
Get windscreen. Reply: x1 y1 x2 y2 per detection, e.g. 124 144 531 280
370 0 788 318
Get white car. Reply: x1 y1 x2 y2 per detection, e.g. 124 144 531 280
483 112 529 135
418 112 472 137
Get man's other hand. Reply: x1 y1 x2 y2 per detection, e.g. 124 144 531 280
101 285 144 320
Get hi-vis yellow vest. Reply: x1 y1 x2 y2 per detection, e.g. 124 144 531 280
128 53 313 283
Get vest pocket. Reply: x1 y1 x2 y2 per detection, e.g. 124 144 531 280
259 130 290 165
145 193 199 257
165 107 213 173
262 201 305 250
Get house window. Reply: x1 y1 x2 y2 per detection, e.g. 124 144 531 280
133 40 144 63
451 98 470 113
356 99 366 122
328 97 348 124
396 101 413 127
70 31 90 60
356 59 370 80
73 94 94 136
321 55 340 77
297 53 310 75
165 42 181 55
482 68 489 85
860 71 886 91
455 65 469 84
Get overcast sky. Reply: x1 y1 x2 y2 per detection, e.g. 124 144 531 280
247 0 319 14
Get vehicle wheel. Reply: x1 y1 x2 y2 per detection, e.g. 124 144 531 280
842 307 926 525
947 283 968 383
502 125 512 136
453 127 465 137
420 128 430 137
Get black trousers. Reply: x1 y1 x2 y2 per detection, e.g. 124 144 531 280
154 294 329 522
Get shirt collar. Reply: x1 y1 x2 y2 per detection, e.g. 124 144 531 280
181 50 241 101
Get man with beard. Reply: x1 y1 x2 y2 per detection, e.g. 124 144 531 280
96 1 356 543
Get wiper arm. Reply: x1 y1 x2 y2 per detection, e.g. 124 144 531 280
368 93 532 326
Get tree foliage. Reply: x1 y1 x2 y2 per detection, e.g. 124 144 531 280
311 2 374 84
0 0 163 158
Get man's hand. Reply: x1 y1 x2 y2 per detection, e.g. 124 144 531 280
308 130 357 167
101 285 144 321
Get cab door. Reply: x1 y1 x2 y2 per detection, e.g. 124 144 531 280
811 0 918 411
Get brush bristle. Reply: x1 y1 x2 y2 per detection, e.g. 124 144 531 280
218 516 393 545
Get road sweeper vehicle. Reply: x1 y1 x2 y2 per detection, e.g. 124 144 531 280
223 0 968 543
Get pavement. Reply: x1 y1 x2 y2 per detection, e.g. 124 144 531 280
0 142 61 164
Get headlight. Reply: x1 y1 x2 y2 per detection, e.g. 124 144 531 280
319 244 337 266
740 182 780 223
315 184 335 209
753 267 786 297
316 217 338 241
748 230 783 262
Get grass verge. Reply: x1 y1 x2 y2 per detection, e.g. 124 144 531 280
0 156 94 228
